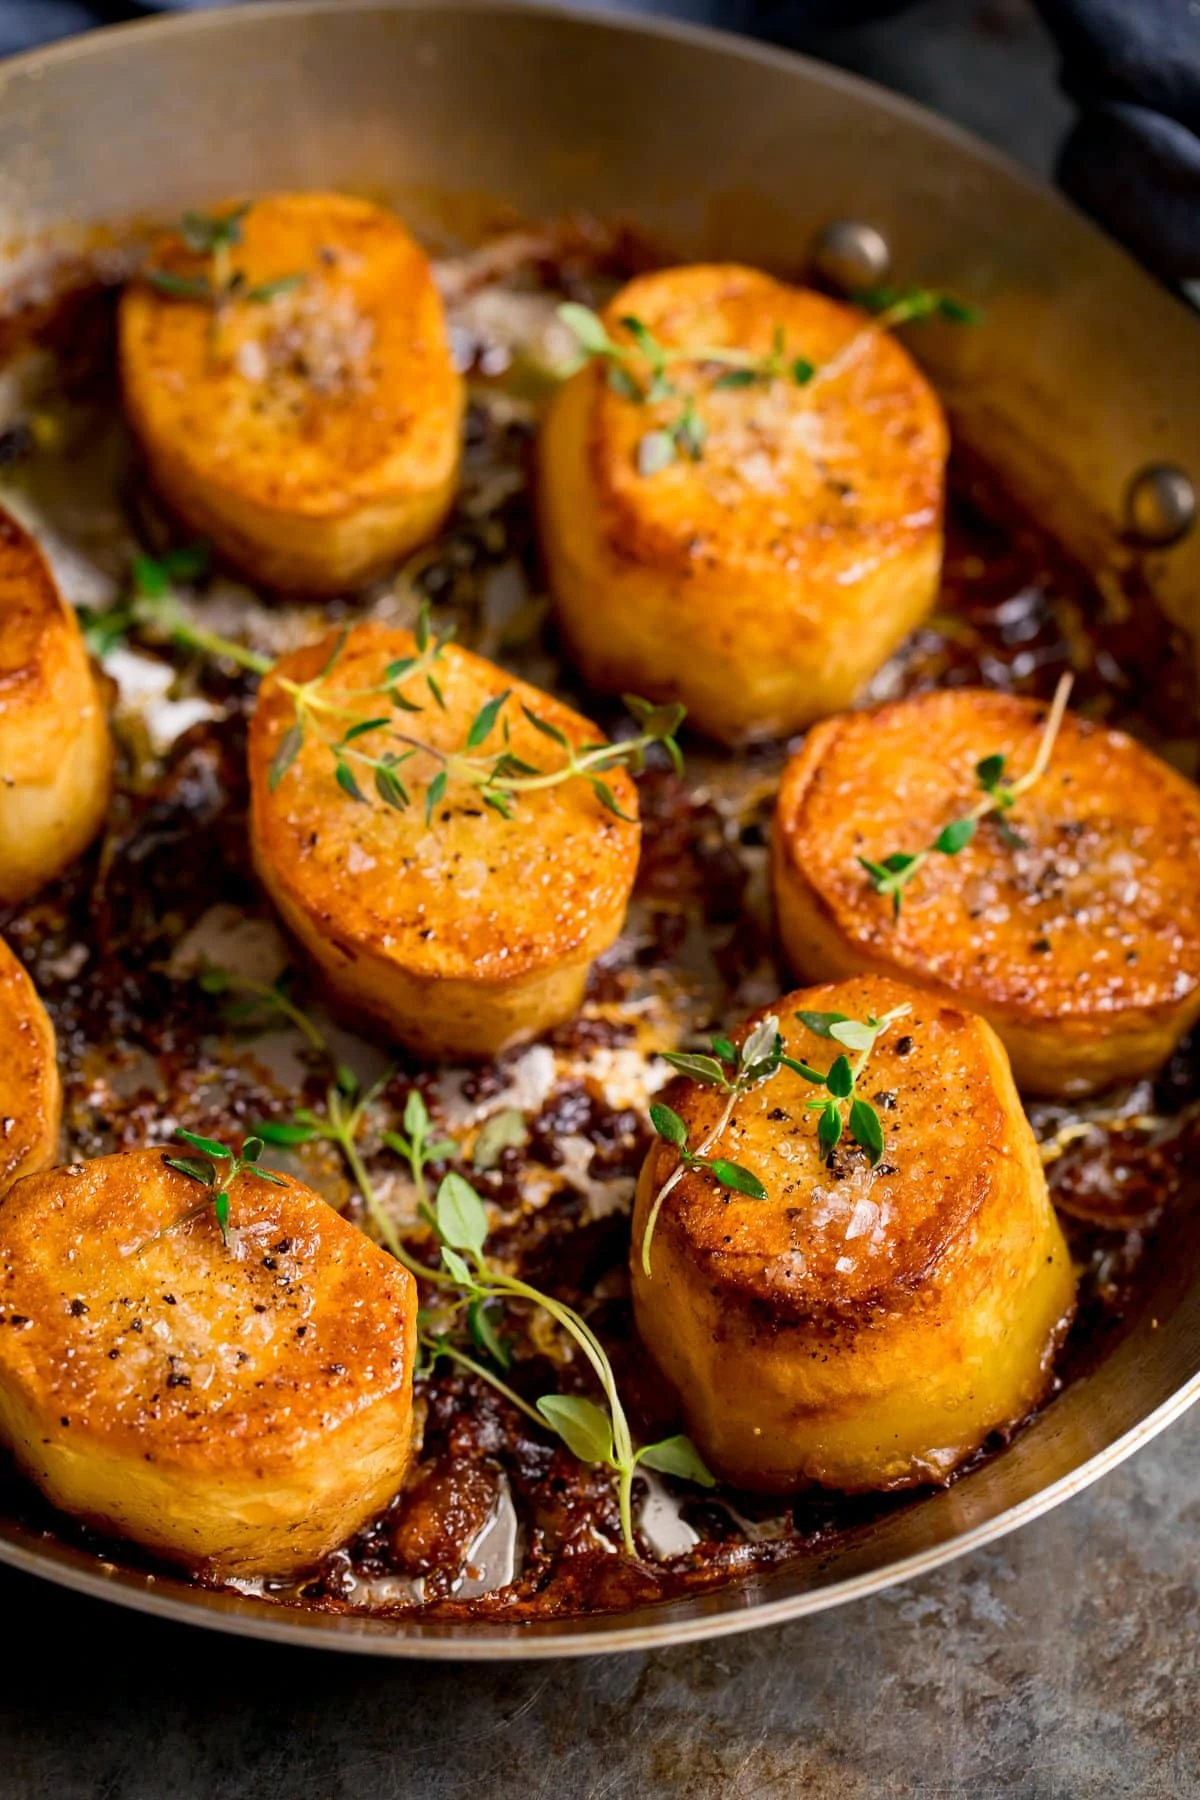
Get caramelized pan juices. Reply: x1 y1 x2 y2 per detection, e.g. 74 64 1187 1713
0 210 1195 1623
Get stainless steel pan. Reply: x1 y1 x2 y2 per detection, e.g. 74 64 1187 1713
0 0 1197 1658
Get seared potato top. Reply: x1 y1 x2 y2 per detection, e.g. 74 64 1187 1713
584 265 947 585
776 689 1200 1024
0 509 101 785
645 976 1033 1318
119 193 461 522
249 623 640 983
0 936 61 1195
0 1148 415 1472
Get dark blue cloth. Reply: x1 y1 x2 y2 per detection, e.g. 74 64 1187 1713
1037 0 1200 280
1 0 1197 283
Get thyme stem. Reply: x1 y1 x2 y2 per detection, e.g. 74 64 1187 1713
640 1085 739 1280
861 672 1074 913
419 1333 545 1428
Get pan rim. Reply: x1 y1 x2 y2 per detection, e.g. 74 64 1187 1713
0 0 1197 1659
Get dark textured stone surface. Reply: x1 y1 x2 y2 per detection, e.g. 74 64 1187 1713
2 1405 1197 1797
0 4 1196 1796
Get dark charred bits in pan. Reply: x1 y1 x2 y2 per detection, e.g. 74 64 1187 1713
0 233 1197 1625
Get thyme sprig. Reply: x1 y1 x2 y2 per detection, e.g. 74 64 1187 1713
560 303 815 477
641 1016 783 1277
859 673 1074 915
381 1088 459 1213
152 1128 285 1247
852 286 981 328
641 1004 913 1275
425 1171 713 1552
269 612 684 823
783 1004 911 1161
200 966 713 1552
77 545 272 675
143 204 305 310
559 284 977 478
266 605 451 800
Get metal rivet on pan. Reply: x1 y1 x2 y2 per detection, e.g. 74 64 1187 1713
1125 464 1196 546
811 221 891 295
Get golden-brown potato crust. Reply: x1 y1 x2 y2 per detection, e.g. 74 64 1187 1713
119 193 464 593
631 976 1075 1493
0 1148 416 1577
773 688 1200 1096
539 265 948 744
0 936 61 1195
0 509 112 901
249 622 640 1060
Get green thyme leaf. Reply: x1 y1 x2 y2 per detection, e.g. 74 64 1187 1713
245 274 305 304
335 761 368 804
659 1051 731 1085
251 1120 317 1145
340 717 390 744
825 1055 854 1101
817 1104 843 1154
707 1159 767 1199
269 722 305 792
163 1155 216 1186
174 1129 232 1161
425 768 448 824
935 295 983 324
180 203 249 252
212 1189 231 1244
976 753 1006 788
637 1434 716 1487
467 1297 511 1370
619 314 663 362
649 1102 689 1148
674 402 707 460
144 269 215 302
132 553 172 600
243 1165 287 1188
740 1017 781 1075
536 1394 615 1467
472 1107 528 1171
401 1089 430 1142
434 1171 489 1260
466 691 511 750
441 1245 475 1288
935 817 977 855
794 1010 852 1039
779 1054 826 1083
606 364 643 402
848 1097 885 1165
374 765 409 810
557 303 615 357
590 778 636 822
521 706 570 748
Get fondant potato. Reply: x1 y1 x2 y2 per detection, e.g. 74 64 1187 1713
773 688 1200 1096
249 622 640 1059
120 192 464 593
631 976 1075 1492
539 264 948 743
0 1148 417 1577
0 509 112 901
